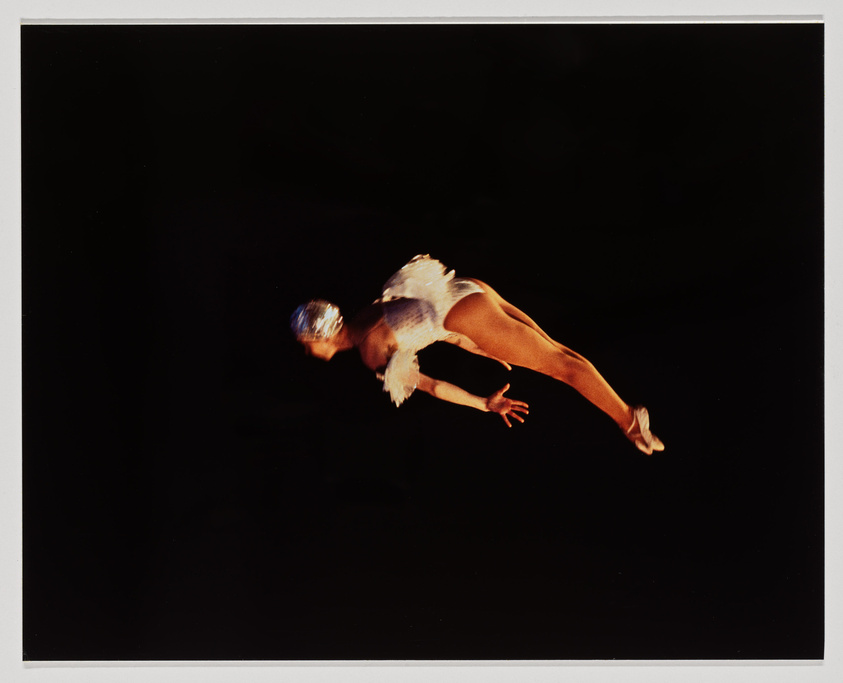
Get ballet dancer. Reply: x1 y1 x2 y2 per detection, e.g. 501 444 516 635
291 255 664 454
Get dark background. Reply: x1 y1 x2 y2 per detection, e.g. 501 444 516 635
22 24 823 660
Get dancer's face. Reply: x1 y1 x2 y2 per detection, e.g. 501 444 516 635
301 338 337 361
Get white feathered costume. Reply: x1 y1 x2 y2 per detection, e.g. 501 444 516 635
377 255 484 406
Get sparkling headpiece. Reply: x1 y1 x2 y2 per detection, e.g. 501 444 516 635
290 300 344 341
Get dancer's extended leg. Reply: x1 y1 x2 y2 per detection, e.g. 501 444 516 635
444 292 633 429
466 279 582 356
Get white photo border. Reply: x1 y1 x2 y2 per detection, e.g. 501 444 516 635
3 2 839 682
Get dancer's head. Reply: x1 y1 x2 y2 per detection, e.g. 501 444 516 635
291 299 344 360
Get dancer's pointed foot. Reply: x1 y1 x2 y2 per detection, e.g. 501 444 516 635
625 406 665 455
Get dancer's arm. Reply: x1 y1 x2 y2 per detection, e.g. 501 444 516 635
417 374 529 427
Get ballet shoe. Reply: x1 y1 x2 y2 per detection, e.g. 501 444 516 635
625 406 665 455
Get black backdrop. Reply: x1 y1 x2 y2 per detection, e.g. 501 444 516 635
22 23 823 660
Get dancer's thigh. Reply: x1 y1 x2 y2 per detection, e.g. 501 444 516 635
462 279 586 361
444 293 563 372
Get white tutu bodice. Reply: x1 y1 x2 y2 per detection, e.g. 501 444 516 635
377 255 483 406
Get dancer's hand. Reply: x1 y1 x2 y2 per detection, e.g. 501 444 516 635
486 383 529 428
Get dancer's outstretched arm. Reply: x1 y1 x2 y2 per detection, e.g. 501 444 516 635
417 374 529 427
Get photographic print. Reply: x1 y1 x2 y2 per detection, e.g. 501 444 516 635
21 20 824 662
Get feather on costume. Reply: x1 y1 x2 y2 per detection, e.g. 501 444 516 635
378 255 484 405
